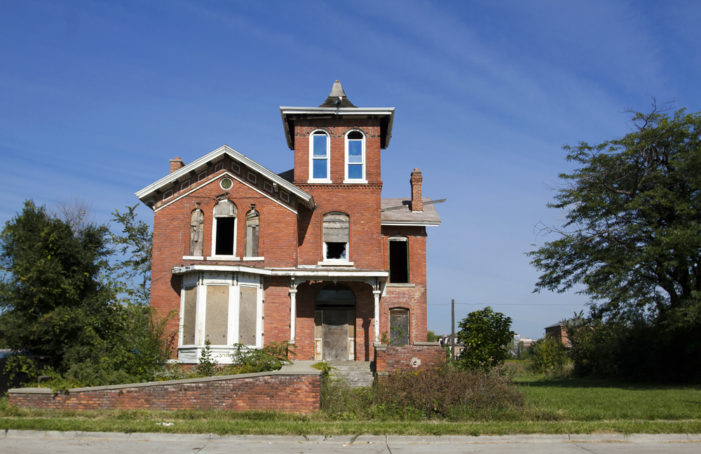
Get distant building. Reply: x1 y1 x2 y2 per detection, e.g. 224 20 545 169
544 323 570 348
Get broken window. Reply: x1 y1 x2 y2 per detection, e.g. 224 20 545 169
245 209 259 257
214 199 237 256
323 212 349 260
389 237 409 283
389 308 410 346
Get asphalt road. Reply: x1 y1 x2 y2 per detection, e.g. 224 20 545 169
2 431 701 453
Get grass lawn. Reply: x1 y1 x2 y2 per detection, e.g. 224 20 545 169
2 375 700 435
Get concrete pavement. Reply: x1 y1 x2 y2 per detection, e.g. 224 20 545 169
1 431 701 453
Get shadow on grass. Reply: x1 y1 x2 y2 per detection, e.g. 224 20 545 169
516 376 701 390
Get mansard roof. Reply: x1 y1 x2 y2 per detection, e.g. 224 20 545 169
280 80 395 150
135 145 314 210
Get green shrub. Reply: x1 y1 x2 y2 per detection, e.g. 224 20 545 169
321 366 524 420
530 336 569 375
196 340 219 377
222 341 295 375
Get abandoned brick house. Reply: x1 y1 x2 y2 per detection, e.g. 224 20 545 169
136 81 441 364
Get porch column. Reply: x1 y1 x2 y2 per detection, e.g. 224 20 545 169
373 288 381 343
289 278 298 344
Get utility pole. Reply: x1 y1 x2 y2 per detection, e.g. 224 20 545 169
451 298 455 360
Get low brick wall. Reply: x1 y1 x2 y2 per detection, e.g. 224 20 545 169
375 342 445 373
8 370 321 413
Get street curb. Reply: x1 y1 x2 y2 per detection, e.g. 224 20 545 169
3 430 701 444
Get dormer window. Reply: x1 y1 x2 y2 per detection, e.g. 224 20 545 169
309 130 330 182
345 130 366 182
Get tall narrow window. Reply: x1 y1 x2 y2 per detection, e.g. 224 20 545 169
189 206 204 256
323 212 349 261
345 130 365 181
245 209 259 257
213 199 237 256
310 131 329 181
389 237 409 283
389 308 410 346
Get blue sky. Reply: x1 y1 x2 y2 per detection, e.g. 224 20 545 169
2 0 701 338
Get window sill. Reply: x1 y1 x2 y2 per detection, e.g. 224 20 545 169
182 255 204 260
206 256 241 261
242 256 265 261
307 178 332 184
343 179 368 184
386 283 415 288
318 260 354 266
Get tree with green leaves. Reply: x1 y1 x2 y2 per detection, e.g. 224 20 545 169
530 108 701 381
0 201 167 386
530 108 701 320
457 307 514 371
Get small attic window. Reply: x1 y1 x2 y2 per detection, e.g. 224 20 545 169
198 171 207 181
214 162 223 172
231 162 240 174
180 179 190 191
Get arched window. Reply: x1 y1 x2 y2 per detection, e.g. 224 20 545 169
189 206 204 256
323 212 349 261
309 130 330 182
212 199 237 256
345 130 366 182
245 209 259 257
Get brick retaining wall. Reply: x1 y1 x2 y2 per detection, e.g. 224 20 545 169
8 370 320 413
375 342 445 373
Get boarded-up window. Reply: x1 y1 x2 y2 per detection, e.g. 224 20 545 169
323 213 349 260
389 308 410 346
205 285 229 345
239 286 257 346
389 238 409 283
245 210 259 257
182 286 197 345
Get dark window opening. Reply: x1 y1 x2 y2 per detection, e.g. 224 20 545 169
325 242 346 259
389 240 409 283
215 217 234 255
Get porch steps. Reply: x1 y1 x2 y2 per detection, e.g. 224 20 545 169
329 361 374 388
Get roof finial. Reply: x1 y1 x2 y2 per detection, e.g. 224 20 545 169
320 80 356 108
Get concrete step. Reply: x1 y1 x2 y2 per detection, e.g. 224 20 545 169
328 361 374 388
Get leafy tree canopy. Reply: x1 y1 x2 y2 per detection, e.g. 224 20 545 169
0 200 167 386
457 306 514 371
530 108 701 321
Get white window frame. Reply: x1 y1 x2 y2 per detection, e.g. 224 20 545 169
210 202 238 260
344 130 367 183
308 130 331 183
177 272 263 363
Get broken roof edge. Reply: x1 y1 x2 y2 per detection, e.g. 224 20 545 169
134 145 315 209
280 106 395 150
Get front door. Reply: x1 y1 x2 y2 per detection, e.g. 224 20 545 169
321 309 354 361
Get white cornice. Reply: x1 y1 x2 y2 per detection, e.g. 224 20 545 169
135 145 314 209
172 264 388 279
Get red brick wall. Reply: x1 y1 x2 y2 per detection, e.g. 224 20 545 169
9 372 320 413
380 226 428 343
150 167 300 353
375 343 445 373
291 119 383 185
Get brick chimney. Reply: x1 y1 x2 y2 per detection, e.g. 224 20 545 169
170 157 185 173
410 168 423 212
